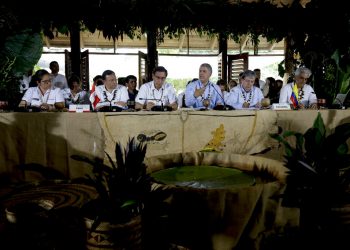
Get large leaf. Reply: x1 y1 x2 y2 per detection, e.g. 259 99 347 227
151 165 255 189
1 29 43 78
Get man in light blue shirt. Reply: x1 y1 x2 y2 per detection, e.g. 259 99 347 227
185 63 223 109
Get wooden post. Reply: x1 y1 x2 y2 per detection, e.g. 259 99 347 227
146 28 158 81
70 22 81 78
218 33 228 82
284 33 294 82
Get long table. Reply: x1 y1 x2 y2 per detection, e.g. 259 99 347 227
1 109 350 180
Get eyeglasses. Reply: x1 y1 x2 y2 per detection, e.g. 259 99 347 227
41 79 52 84
297 76 309 81
154 75 166 81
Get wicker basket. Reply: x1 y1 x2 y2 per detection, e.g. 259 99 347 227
85 214 142 250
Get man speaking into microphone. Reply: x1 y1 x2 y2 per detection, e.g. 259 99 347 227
135 66 178 111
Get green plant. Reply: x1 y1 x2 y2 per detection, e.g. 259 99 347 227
0 29 42 105
269 113 350 238
332 49 350 95
270 113 350 208
71 138 153 228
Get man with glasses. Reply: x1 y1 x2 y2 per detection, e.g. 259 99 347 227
279 67 318 109
135 66 178 111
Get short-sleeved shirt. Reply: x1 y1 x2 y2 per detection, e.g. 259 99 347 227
50 73 68 89
22 87 64 106
279 83 317 107
135 81 177 106
62 88 90 107
226 85 264 109
90 84 128 109
184 80 223 109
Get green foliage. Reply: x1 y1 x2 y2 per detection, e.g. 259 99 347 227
71 138 153 227
331 49 350 95
0 57 18 101
0 29 42 103
167 78 192 93
270 113 350 209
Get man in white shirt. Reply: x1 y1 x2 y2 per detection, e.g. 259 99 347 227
135 66 178 111
279 67 317 109
226 70 264 109
254 68 266 90
19 69 33 93
49 61 68 89
90 70 128 111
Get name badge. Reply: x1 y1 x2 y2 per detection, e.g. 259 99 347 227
69 104 90 112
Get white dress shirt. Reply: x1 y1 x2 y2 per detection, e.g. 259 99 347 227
226 85 264 109
135 81 177 106
22 87 64 106
50 73 68 89
90 84 129 110
279 83 317 107
19 75 32 93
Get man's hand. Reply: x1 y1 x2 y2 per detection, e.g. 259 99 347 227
18 100 26 108
146 102 156 110
194 86 206 98
298 103 306 109
309 103 318 110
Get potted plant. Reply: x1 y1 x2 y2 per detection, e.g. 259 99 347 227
269 112 350 248
71 137 153 249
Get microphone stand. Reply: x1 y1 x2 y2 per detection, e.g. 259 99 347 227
210 83 234 110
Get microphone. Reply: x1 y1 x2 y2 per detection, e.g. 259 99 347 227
210 83 234 110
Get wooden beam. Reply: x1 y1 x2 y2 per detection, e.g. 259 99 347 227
80 33 84 49
240 35 249 51
267 42 276 51
210 37 217 51
178 35 185 50
44 36 51 48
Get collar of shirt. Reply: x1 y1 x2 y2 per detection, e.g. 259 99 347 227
150 81 165 91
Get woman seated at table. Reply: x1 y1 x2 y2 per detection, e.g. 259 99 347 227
226 70 264 109
18 69 65 111
63 74 90 107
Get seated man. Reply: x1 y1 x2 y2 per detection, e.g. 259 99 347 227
279 67 317 109
226 70 264 109
90 70 129 111
125 75 138 109
185 63 223 109
18 69 64 111
135 66 178 111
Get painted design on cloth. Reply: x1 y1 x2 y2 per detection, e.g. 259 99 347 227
201 124 226 152
137 130 167 144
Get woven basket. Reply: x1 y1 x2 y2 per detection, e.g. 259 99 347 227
85 214 142 250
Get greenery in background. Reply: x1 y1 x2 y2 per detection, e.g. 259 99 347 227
2 0 350 103
167 77 219 94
